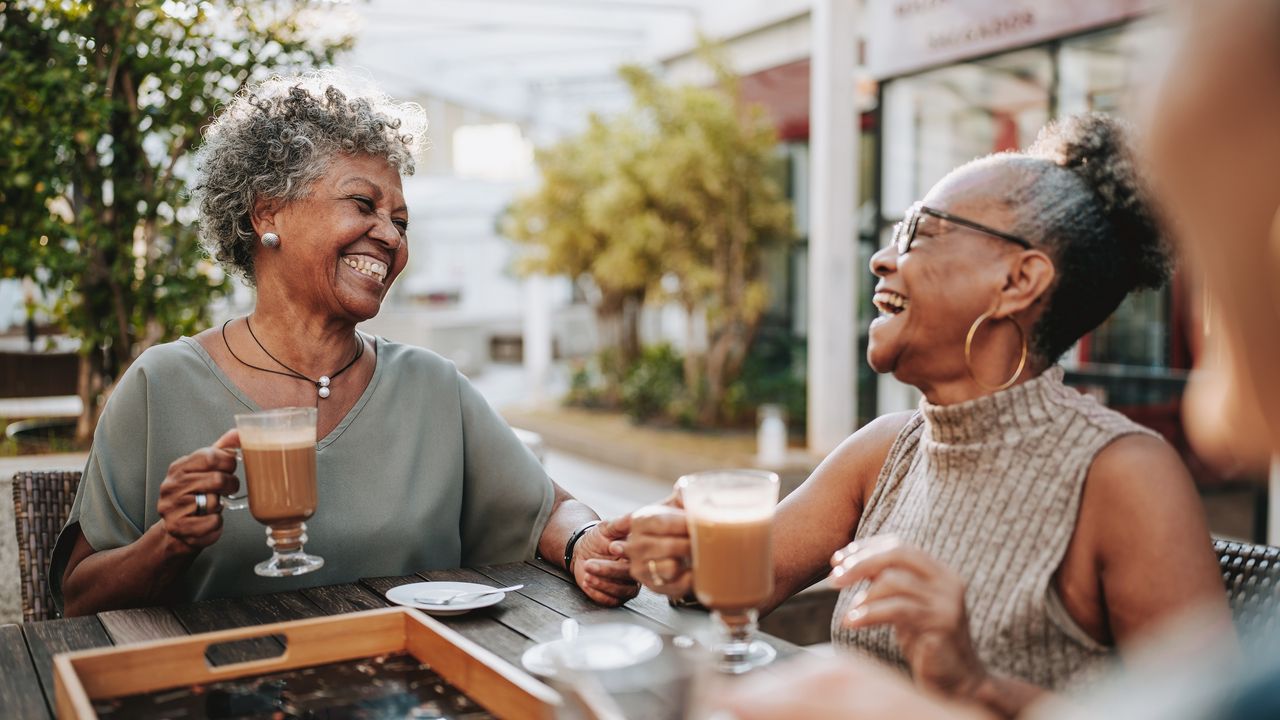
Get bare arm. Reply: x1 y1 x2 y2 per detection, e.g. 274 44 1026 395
62 431 241 616
1082 434 1234 652
763 411 914 612
61 524 202 616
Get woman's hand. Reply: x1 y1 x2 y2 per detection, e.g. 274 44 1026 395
712 654 994 720
830 535 989 700
625 498 693 600
156 429 241 554
572 516 640 606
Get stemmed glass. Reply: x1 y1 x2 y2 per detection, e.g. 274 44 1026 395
233 407 324 577
680 469 780 674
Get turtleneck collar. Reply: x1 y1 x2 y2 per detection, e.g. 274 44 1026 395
919 366 1074 445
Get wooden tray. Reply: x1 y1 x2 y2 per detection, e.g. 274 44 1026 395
52 607 561 719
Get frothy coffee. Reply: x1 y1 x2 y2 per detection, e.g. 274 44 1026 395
687 506 774 612
240 425 317 538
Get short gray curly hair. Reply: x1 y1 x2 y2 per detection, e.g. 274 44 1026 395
191 71 427 283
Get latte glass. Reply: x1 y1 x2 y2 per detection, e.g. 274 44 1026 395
234 407 324 577
680 469 779 674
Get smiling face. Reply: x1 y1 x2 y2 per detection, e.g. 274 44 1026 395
254 152 410 323
867 164 1030 387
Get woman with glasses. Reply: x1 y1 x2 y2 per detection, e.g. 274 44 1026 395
626 112 1228 715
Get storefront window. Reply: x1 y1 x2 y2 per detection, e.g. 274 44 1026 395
881 49 1053 222
1057 19 1173 368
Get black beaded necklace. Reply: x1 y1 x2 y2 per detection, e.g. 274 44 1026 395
221 317 364 400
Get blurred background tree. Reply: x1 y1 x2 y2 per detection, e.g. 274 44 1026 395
0 1 351 441
504 51 793 427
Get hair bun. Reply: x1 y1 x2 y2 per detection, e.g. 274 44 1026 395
1027 112 1171 290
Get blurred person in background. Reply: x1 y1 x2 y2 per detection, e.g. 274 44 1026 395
630 112 1229 717
53 72 637 615
711 1 1280 718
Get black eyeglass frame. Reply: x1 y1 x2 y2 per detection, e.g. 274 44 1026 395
892 202 1034 255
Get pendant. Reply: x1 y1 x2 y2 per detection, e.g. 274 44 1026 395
318 386 331 399
317 375 331 399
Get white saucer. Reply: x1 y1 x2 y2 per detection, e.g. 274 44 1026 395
521 624 663 677
384 581 508 616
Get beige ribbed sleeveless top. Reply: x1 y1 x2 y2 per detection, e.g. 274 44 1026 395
831 367 1157 691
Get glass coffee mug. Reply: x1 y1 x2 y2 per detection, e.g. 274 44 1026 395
680 469 780 674
219 407 324 577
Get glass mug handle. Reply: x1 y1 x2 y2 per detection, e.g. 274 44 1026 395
222 449 249 511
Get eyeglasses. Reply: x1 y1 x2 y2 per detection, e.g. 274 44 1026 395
891 202 1033 255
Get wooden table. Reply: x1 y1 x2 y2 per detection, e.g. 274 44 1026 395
1 560 800 719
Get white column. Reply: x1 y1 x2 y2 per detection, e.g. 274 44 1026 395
807 0 859 454
1269 455 1280 545
523 274 553 405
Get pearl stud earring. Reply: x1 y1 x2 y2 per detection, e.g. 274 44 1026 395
261 232 280 248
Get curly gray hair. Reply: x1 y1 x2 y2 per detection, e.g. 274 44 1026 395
957 113 1171 362
191 71 427 283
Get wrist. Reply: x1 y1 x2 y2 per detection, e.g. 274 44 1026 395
563 520 601 575
150 520 198 561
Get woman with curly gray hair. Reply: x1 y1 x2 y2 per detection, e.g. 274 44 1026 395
629 113 1230 716
52 73 637 613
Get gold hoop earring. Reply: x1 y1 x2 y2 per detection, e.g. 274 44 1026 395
965 308 1028 392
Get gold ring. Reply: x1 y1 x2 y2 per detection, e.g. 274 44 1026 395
648 559 665 587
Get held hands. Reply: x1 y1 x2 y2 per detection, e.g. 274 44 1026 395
830 535 990 700
156 429 240 554
573 516 641 606
624 494 693 600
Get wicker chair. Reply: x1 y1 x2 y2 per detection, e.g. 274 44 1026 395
1214 537 1280 637
11 470 81 622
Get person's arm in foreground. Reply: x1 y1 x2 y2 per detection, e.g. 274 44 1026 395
62 430 241 616
711 653 995 720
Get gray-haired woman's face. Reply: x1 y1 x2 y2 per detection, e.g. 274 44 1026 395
255 153 410 322
866 164 1029 387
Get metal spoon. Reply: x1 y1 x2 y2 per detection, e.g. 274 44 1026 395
414 584 524 606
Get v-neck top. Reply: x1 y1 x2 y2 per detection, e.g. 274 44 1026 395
50 336 554 606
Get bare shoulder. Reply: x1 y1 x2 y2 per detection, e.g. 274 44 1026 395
1084 433 1195 516
801 410 916 508
1080 432 1212 565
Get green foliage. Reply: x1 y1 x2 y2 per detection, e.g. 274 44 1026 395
504 45 795 426
0 1 351 437
723 329 807 430
567 339 805 431
620 344 684 423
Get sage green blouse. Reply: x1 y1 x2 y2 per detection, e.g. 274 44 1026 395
50 336 554 606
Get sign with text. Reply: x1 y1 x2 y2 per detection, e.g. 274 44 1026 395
867 0 1163 78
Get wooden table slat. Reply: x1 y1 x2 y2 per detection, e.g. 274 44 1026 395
0 624 52 720
417 566 570 643
473 566 703 720
22 615 113 715
474 562 675 637
299 582 390 615
170 590 325 666
360 575 535 667
521 559 805 661
97 606 187 646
